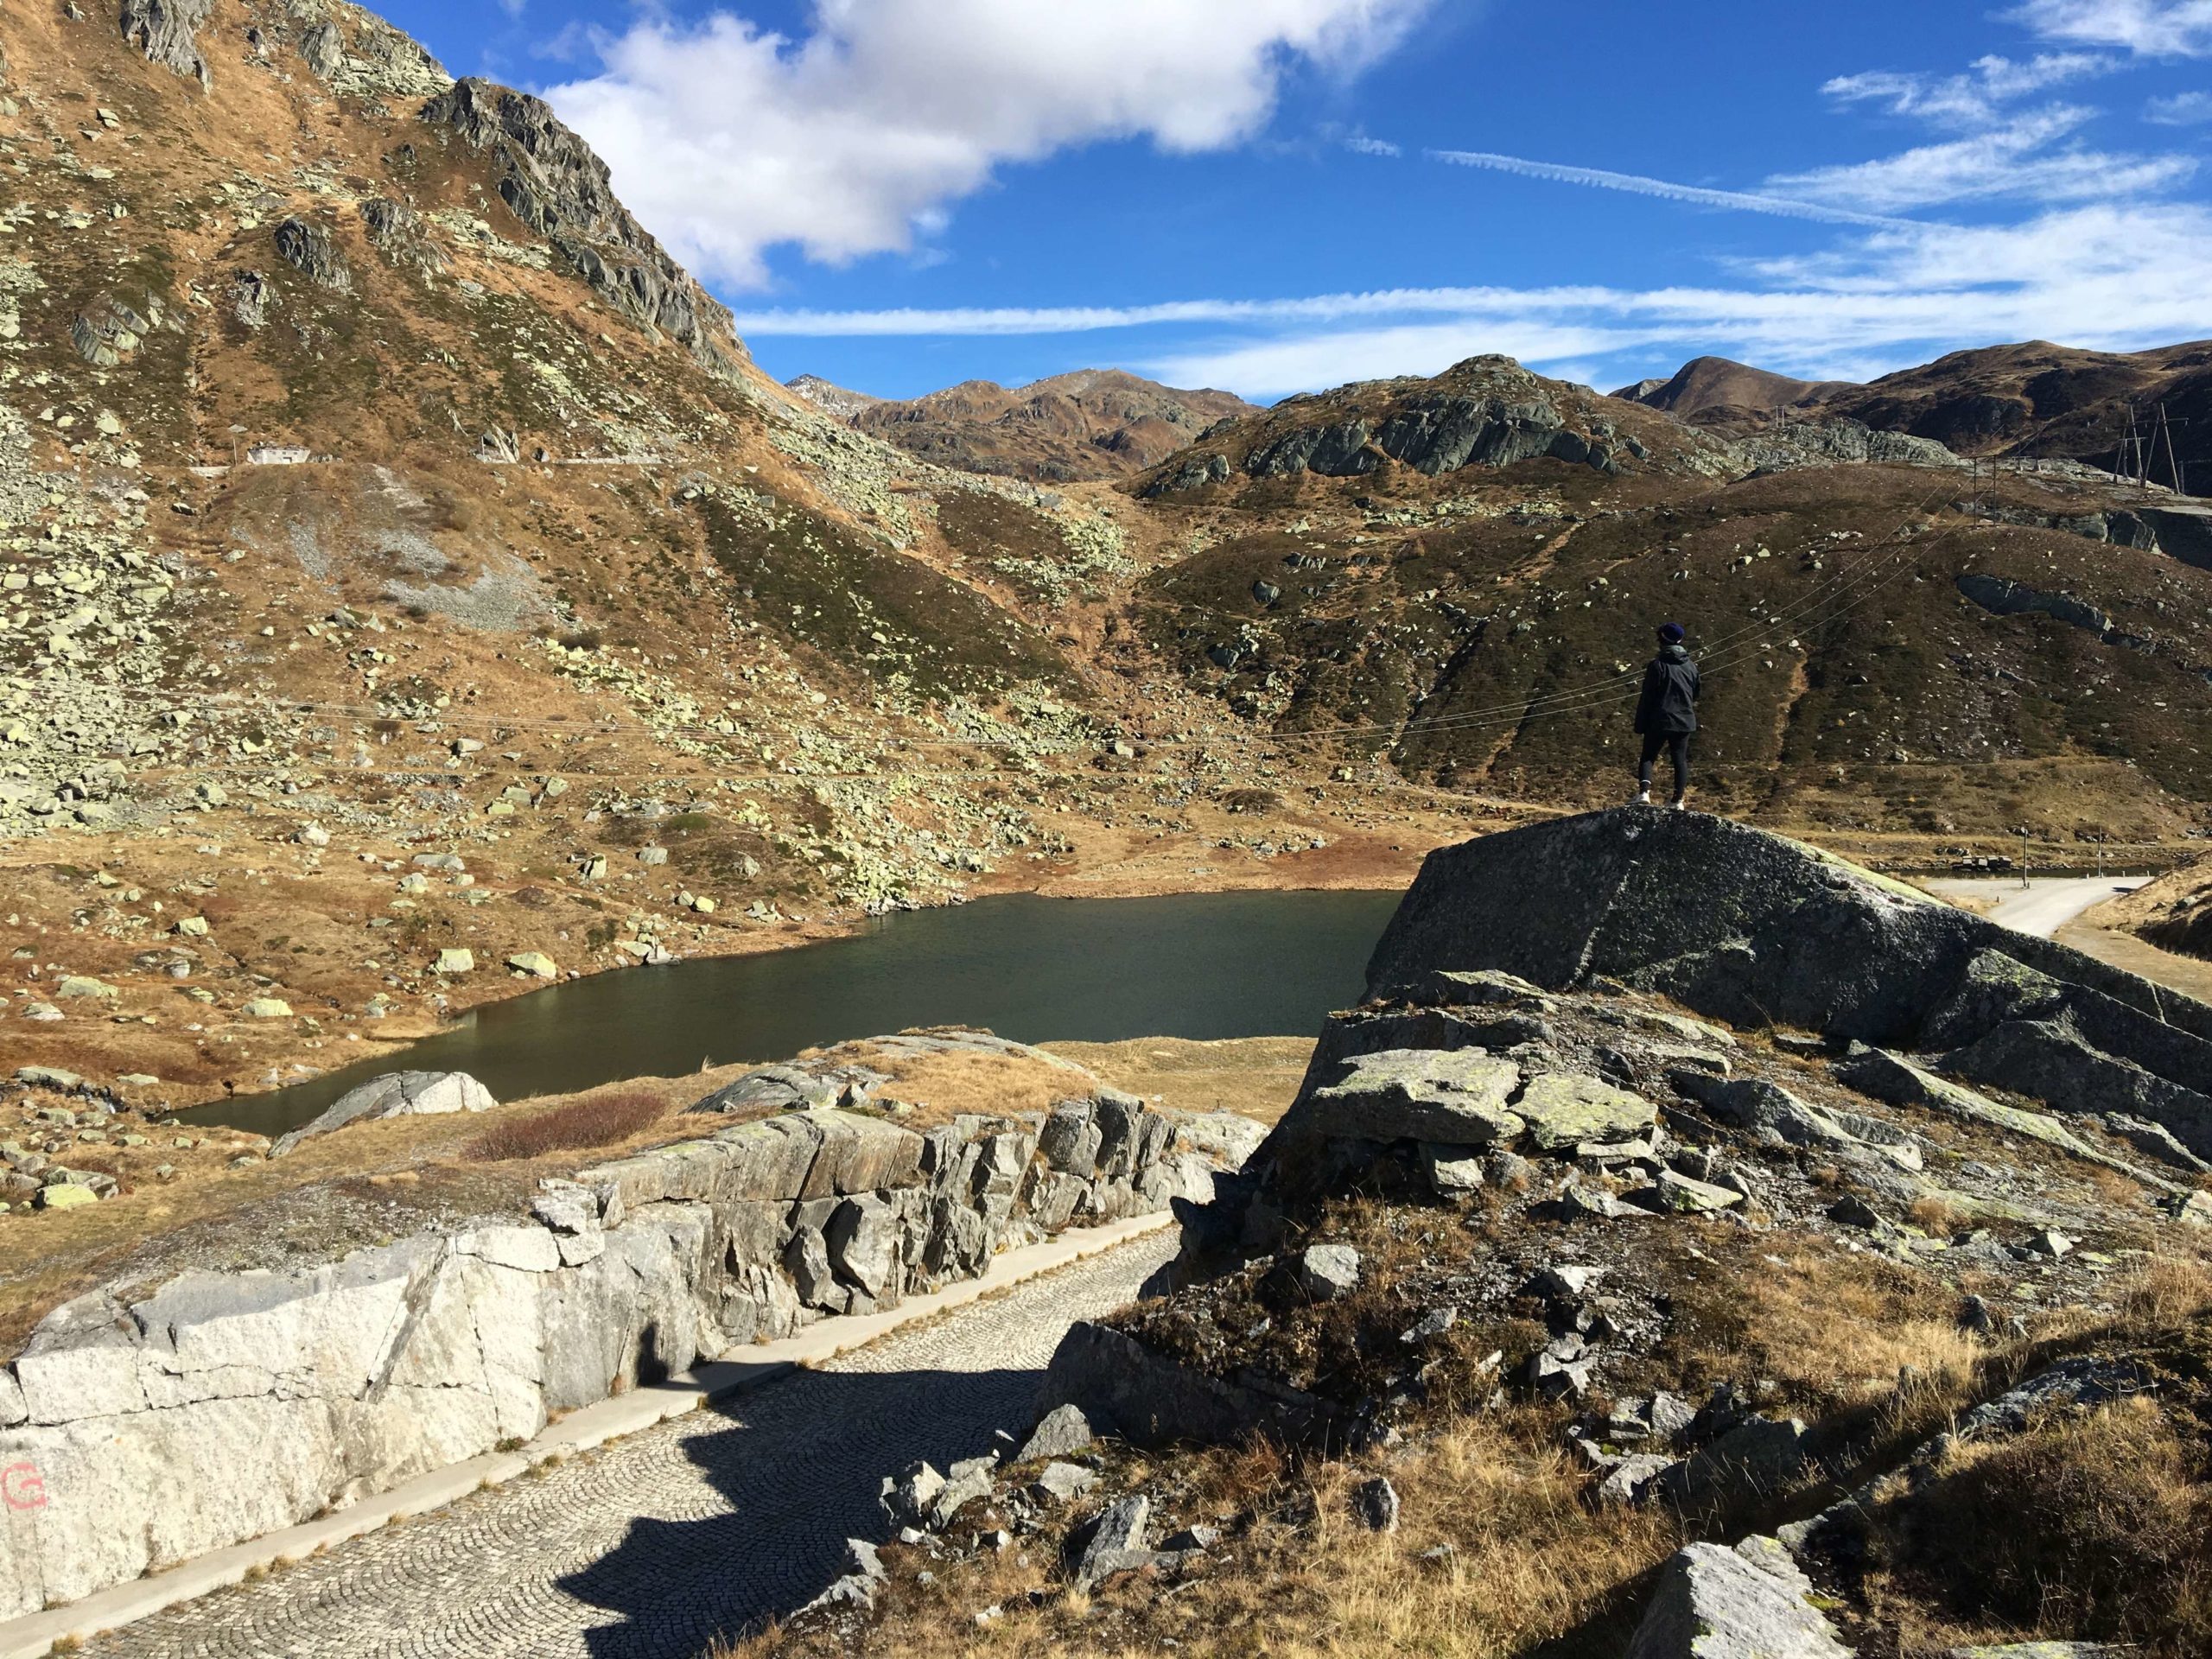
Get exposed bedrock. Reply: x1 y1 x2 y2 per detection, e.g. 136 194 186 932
1363 810 2212 1153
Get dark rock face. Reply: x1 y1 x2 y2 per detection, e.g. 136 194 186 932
1956 573 2113 637
120 0 212 90
272 217 352 291
1243 394 1619 482
1147 451 1231 494
359 197 447 272
1955 500 2161 550
1364 810 2212 1152
418 79 747 378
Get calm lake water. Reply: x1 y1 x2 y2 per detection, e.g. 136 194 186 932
183 888 1405 1138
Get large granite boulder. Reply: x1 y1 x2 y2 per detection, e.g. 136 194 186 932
1626 1535 1851 1659
1365 810 2212 1152
270 1071 496 1156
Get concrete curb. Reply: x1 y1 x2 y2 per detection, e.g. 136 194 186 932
0 1211 1174 1659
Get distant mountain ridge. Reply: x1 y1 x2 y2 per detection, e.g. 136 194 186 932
790 368 1259 483
1616 343 2212 486
1611 356 1853 423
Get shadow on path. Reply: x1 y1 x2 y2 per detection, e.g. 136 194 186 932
559 1363 1044 1658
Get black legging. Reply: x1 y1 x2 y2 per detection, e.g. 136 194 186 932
1639 731 1690 799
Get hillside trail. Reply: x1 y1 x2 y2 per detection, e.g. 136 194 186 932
63 1234 1175 1659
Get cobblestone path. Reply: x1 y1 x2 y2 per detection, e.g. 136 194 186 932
84 1233 1173 1659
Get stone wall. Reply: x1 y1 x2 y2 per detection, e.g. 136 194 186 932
0 1086 1257 1618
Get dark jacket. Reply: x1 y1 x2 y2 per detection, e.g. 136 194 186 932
1634 643 1700 734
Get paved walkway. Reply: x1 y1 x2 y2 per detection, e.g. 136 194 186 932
75 1233 1174 1659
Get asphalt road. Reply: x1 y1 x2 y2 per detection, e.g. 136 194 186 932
1923 875 2149 939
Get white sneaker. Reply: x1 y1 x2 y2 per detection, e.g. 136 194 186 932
1669 798 1687 810
1633 791 1651 805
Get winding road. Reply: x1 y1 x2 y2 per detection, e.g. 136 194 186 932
71 1232 1175 1659
1924 874 2149 939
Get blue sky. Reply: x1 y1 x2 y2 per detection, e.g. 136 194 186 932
376 0 2212 402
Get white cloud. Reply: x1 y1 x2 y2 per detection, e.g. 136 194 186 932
1770 105 2196 209
1344 134 1403 156
1822 53 2112 125
1423 149 1923 228
543 0 1433 287
739 203 2212 396
730 286 1624 336
2147 88 2212 120
2011 0 2212 55
1141 320 1630 391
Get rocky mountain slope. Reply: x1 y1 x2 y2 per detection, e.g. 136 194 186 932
802 368 1257 484
763 814 2212 1659
0 0 1472 1116
1624 341 2212 486
3 0 2211 1131
1612 355 1853 423
1129 356 2212 834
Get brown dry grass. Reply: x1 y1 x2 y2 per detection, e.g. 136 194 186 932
461 1087 670 1162
1668 1231 1986 1420
726 1410 1675 1659
813 1041 1096 1131
1042 1036 1316 1125
722 1210 2212 1659
1866 1399 2212 1656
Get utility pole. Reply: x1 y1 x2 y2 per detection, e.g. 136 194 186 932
2155 403 2190 497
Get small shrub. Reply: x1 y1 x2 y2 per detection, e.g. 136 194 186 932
1907 1194 1961 1236
461 1090 665 1162
1879 1401 2212 1650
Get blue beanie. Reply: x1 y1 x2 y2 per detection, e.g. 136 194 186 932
1658 622 1686 644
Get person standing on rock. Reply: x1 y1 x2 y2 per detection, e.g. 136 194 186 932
1632 622 1700 808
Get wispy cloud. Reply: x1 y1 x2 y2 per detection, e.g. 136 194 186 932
2010 0 2212 56
1344 133 1402 156
2147 88 2212 121
736 203 2212 397
1822 53 2112 125
1421 149 1926 229
1771 105 2196 209
729 287 1618 336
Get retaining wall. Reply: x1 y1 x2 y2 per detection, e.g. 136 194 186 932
0 1089 1252 1616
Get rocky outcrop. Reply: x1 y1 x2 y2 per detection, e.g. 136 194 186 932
299 19 345 80
1363 810 2212 1153
1625 1535 1851 1659
1956 572 2114 638
270 1070 496 1157
1953 500 2160 550
1244 392 1627 480
120 0 213 91
1734 416 1964 473
418 79 747 378
272 217 353 292
0 1077 1250 1618
359 197 448 274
